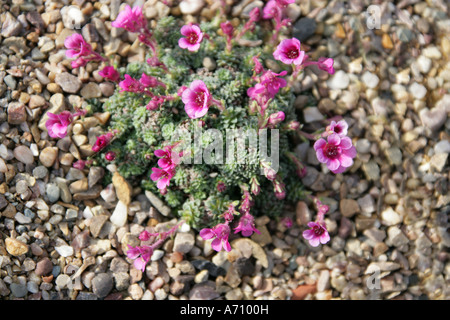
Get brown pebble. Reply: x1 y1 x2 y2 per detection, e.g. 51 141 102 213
291 284 317 300
171 251 184 263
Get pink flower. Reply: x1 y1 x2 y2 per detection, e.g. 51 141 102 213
217 181 226 192
251 56 264 74
273 179 286 200
146 96 164 111
45 111 73 138
234 213 260 237
281 217 293 229
239 190 253 214
302 221 330 247
147 57 168 71
220 21 234 37
154 145 180 169
200 223 231 252
263 0 282 19
138 230 158 241
182 80 212 119
111 5 147 33
259 70 288 98
92 132 115 153
64 33 92 59
98 66 120 82
119 74 143 93
150 167 175 190
248 7 261 22
317 57 335 75
105 151 116 161
71 57 88 69
126 245 153 272
275 0 295 7
273 38 305 65
178 24 204 52
267 111 285 128
250 177 260 195
325 120 348 137
314 133 356 174
140 73 165 88
73 159 92 170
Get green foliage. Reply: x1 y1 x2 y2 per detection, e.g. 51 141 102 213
94 12 307 230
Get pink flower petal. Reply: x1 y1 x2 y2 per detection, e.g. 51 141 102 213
326 158 340 171
199 228 214 240
327 133 341 146
211 238 223 251
343 146 357 158
313 138 326 151
338 153 353 167
178 37 190 49
308 237 320 247
302 229 314 240
339 136 353 149
316 149 327 163
320 232 330 244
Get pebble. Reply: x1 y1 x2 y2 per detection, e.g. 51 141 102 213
327 70 350 90
10 283 27 298
92 273 114 299
145 190 171 216
293 17 317 42
434 140 450 154
303 107 324 123
61 5 85 29
81 83 102 99
46 183 60 203
5 238 29 256
13 145 34 164
110 201 128 227
419 108 447 132
362 71 379 89
35 257 53 276
55 245 74 257
355 139 371 154
39 147 58 167
173 232 195 254
55 72 82 93
112 172 132 206
8 102 27 124
179 0 205 15
340 199 360 217
409 82 427 100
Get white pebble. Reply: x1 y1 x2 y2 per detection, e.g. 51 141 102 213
409 82 427 100
55 245 74 257
326 70 350 90
110 200 128 227
417 55 432 74
362 71 379 89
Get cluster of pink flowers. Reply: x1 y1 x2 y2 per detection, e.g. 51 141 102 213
150 143 182 194
263 0 293 43
127 222 183 272
181 80 224 119
273 37 335 85
64 33 107 68
200 193 261 253
302 197 331 247
247 56 289 131
119 73 166 95
314 119 356 174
